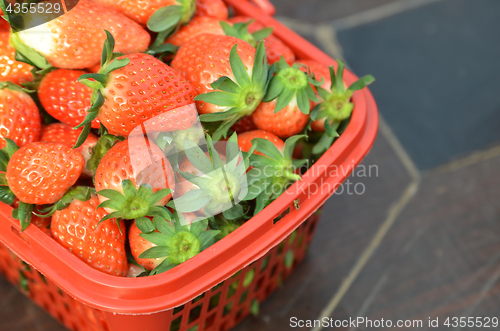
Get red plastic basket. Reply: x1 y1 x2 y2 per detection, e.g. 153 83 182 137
0 1 379 330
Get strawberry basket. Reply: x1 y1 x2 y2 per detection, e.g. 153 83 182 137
0 0 379 330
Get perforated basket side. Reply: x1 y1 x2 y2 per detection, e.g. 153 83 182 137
0 212 320 331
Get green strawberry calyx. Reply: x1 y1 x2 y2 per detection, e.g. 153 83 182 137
168 133 252 218
263 58 322 114
34 186 94 218
243 135 307 215
310 59 375 131
195 41 271 141
220 21 273 48
148 0 196 47
97 179 172 223
137 214 219 275
74 30 130 149
87 133 124 175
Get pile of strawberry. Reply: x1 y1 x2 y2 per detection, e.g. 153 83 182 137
0 0 373 277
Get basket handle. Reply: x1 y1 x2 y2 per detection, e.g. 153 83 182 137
248 0 276 16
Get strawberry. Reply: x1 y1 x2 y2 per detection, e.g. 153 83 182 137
171 134 251 218
252 59 322 138
94 137 175 222
237 130 284 155
171 34 271 140
38 69 99 129
75 32 197 144
91 0 193 26
0 140 85 230
10 0 150 69
51 191 127 277
40 123 98 177
0 82 41 148
0 31 33 85
243 135 305 214
299 59 374 132
231 116 257 134
166 16 224 46
194 0 228 20
252 100 310 138
129 213 219 274
229 16 296 65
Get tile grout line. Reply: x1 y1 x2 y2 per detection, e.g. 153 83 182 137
308 21 422 331
427 144 500 175
378 116 421 181
311 180 420 331
331 0 446 30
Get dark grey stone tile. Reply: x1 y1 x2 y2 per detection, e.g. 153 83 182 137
332 152 500 330
337 0 500 170
270 0 400 22
235 132 412 331
0 277 66 331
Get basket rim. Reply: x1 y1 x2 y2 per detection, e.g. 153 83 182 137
0 0 379 314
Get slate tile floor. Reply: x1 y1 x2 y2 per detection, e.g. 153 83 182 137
2 0 500 330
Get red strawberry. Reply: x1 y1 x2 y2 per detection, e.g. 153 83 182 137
12 0 150 69
51 194 127 276
129 213 218 274
229 16 295 65
1 140 85 230
0 31 33 85
91 0 190 26
38 69 99 129
166 16 224 46
40 123 98 177
252 100 310 138
252 59 322 138
231 116 258 133
171 34 271 140
0 82 41 148
129 221 161 270
0 18 9 31
298 59 374 133
77 34 198 140
195 0 228 20
6 142 85 205
92 0 196 45
237 130 284 155
94 137 175 221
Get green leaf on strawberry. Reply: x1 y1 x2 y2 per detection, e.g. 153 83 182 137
245 135 306 215
34 186 94 218
138 214 219 275
169 133 251 216
263 58 322 115
196 41 271 141
86 134 123 174
220 21 273 48
74 31 130 148
97 179 172 223
314 60 374 123
148 0 196 47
